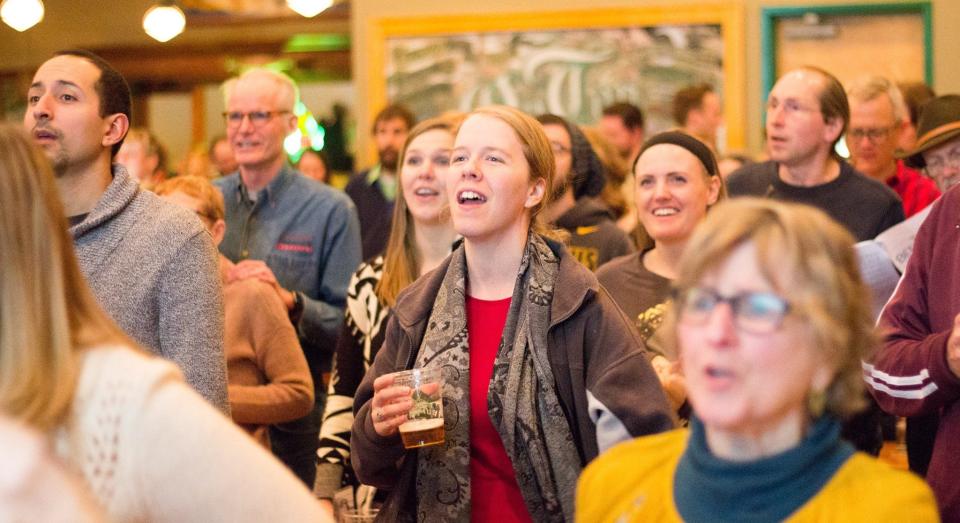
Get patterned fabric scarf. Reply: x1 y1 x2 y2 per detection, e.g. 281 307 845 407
412 234 581 522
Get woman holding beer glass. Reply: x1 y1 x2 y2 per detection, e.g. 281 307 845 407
577 199 938 522
351 106 673 522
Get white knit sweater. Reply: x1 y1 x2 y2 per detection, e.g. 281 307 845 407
53 346 328 522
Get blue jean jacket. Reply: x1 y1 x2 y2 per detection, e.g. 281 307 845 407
215 166 362 377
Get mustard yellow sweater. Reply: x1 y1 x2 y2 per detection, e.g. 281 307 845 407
577 429 939 522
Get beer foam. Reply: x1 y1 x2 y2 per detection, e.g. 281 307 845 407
399 418 444 432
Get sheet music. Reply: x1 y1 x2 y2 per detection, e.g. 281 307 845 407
855 240 902 322
875 205 932 273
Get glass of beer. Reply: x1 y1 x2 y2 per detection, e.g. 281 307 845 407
392 367 445 449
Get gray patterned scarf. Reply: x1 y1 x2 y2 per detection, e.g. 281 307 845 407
412 234 580 522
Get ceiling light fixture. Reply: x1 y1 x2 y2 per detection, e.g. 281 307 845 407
286 0 333 18
0 0 44 32
142 1 186 43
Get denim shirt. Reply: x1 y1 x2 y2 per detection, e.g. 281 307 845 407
215 166 362 372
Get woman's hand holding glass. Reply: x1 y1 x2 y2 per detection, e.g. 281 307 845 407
370 374 413 438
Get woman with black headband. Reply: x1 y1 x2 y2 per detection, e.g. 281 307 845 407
597 131 725 412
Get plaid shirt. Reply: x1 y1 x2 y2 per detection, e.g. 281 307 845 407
888 160 941 217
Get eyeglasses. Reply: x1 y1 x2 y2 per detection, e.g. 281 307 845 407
222 110 290 127
847 126 896 144
924 145 960 177
766 97 816 117
673 286 790 334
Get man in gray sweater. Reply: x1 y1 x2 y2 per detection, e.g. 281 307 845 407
24 49 228 413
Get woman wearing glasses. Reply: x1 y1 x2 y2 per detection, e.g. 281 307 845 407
578 198 937 522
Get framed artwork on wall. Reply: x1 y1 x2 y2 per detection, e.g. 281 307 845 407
366 4 746 151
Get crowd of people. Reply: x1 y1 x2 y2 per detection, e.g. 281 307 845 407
3 45 958 522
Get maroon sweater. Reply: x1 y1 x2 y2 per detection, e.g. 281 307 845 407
866 185 960 521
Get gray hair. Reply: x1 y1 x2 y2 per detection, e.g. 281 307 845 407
846 75 908 124
222 68 299 112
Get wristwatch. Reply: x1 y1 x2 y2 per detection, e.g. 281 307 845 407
289 290 305 325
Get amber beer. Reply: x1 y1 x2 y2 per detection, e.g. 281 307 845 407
391 367 445 449
399 418 445 448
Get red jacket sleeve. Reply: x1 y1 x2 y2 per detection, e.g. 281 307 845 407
866 193 960 416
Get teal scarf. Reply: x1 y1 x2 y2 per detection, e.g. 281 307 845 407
674 416 854 522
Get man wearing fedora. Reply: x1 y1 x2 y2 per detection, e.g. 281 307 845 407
866 95 960 521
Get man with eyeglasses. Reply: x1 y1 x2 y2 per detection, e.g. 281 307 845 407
24 50 229 414
866 94 960 520
727 67 902 457
727 67 904 242
846 76 940 218
214 68 361 486
536 114 634 271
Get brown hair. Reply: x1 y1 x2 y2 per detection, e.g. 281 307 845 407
376 116 460 308
580 126 629 219
154 175 225 223
371 104 416 135
671 198 874 417
672 83 714 126
898 81 936 126
801 66 850 156
602 102 645 131
0 124 126 430
632 133 727 250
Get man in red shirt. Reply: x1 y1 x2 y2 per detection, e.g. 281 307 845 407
846 76 940 217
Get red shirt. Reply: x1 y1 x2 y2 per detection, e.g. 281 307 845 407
466 295 532 523
888 160 940 217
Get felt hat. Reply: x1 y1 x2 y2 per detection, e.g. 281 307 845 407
899 94 960 169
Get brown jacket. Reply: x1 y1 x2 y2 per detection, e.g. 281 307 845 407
221 257 314 447
350 239 673 516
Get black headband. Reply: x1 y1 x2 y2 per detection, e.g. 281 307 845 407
633 131 719 178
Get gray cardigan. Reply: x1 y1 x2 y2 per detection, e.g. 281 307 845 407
70 166 229 413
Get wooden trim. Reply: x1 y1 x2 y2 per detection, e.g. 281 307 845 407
760 2 934 102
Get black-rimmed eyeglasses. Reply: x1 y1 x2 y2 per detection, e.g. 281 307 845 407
673 286 791 334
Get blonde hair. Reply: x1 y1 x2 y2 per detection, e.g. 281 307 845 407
467 105 562 240
0 124 126 430
123 127 167 174
154 175 225 223
376 116 460 308
671 198 874 417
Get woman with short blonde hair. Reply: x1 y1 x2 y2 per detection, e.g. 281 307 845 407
578 198 938 522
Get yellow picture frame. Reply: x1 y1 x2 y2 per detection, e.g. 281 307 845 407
364 3 746 161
